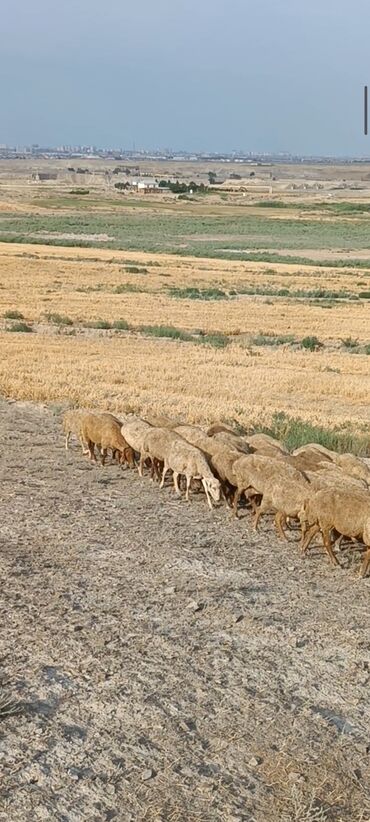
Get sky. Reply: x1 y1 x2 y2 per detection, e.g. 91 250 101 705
1 0 370 156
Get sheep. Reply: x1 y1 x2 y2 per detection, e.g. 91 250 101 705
298 487 370 575
161 438 221 509
293 443 335 461
245 433 288 454
232 454 307 518
80 413 135 468
247 443 287 460
212 431 251 454
286 452 333 474
331 453 370 485
62 408 90 454
305 469 368 493
121 418 154 474
209 445 240 507
174 424 209 448
144 413 179 429
140 427 184 479
207 422 242 437
253 475 311 540
63 409 126 462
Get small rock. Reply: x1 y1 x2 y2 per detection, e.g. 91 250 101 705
233 613 244 624
142 768 155 781
186 600 204 613
248 756 262 767
164 586 176 595
288 770 304 783
288 566 295 572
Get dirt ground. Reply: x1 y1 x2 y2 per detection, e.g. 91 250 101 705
1 398 369 822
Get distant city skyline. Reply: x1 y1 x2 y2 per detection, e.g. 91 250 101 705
3 141 370 162
2 0 370 157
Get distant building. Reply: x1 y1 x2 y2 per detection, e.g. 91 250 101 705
129 178 159 193
31 172 58 182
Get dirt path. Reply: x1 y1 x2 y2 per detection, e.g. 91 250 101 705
0 399 369 821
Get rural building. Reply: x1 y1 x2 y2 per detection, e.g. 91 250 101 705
129 178 160 193
31 172 58 182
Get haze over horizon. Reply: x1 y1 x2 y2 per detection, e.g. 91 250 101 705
2 0 370 156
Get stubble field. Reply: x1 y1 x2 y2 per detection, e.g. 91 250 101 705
1 161 370 822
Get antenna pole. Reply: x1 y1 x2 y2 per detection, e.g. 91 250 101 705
365 86 368 135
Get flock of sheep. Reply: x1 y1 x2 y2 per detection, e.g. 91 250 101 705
62 409 370 578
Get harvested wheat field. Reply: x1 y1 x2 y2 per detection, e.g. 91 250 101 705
0 243 370 433
1 398 370 821
1 163 370 821
0 333 370 432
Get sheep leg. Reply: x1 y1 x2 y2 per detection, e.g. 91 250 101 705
360 548 370 578
173 472 181 496
160 462 169 489
65 432 70 451
151 458 158 481
221 483 233 509
153 458 163 482
201 479 213 511
185 475 192 503
322 528 340 567
233 487 243 518
138 452 145 477
253 496 269 530
88 440 96 462
253 506 262 530
100 448 107 467
275 511 288 541
80 437 89 456
301 523 320 554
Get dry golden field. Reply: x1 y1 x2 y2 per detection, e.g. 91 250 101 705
0 242 369 431
0 158 370 435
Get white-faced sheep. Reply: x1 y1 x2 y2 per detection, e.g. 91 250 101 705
140 427 184 480
161 438 221 509
80 413 135 468
298 487 370 575
209 445 240 507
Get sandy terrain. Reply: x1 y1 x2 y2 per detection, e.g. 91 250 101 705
1 398 369 821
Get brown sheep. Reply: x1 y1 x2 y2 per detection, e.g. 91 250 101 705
293 443 335 461
80 413 135 468
62 409 89 454
253 476 310 540
298 487 370 575
207 422 242 437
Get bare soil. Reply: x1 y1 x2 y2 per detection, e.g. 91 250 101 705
1 399 369 822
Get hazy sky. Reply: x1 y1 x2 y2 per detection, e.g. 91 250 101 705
2 0 370 155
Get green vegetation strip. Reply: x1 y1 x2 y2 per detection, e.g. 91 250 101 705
260 412 370 456
2 207 370 268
